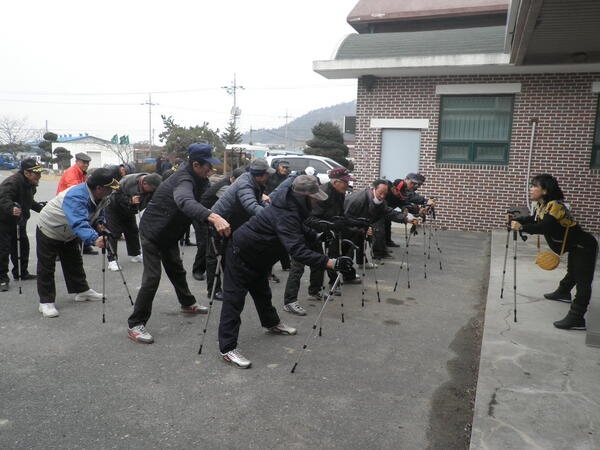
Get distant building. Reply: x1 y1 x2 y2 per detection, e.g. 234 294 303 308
50 135 134 169
315 0 600 233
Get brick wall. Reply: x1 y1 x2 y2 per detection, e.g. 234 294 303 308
353 73 600 233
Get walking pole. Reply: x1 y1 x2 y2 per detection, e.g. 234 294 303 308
104 236 134 305
422 218 428 280
512 229 518 323
393 224 410 292
290 271 343 374
198 236 223 355
16 223 23 295
365 237 381 303
428 207 443 271
361 235 368 307
500 228 511 299
101 236 107 323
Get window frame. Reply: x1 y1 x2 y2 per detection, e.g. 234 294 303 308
437 94 514 165
592 96 600 169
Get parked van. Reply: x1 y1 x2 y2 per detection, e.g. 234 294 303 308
265 154 349 185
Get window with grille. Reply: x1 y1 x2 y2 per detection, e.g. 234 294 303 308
437 95 514 164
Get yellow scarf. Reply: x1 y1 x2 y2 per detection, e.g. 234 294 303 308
536 200 576 228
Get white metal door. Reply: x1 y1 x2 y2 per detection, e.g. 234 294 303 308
379 129 421 181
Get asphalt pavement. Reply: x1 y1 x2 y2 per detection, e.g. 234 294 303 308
1 175 491 449
1 173 598 449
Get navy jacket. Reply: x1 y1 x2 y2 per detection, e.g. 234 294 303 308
212 172 265 232
232 184 328 272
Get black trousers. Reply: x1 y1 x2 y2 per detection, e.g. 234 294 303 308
218 243 280 353
36 227 89 303
127 235 196 328
205 232 225 294
192 221 208 275
106 209 141 262
283 239 327 304
559 232 598 317
0 223 30 282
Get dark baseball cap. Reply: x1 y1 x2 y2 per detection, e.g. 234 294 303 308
21 158 43 173
406 173 425 184
88 168 120 190
328 167 356 183
249 158 275 175
292 175 328 201
188 143 221 166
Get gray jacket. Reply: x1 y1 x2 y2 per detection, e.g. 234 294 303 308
212 172 265 232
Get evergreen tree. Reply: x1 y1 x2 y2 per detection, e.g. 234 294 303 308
158 115 224 161
304 122 350 167
220 120 243 145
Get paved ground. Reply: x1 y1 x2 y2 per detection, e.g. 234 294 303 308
470 230 600 450
0 175 489 449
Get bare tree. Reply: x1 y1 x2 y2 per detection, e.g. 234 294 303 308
0 116 39 145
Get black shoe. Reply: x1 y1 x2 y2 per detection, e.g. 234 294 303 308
386 241 400 247
192 271 206 281
0 281 8 292
207 290 223 301
83 246 98 255
543 289 572 303
374 252 393 259
553 313 586 330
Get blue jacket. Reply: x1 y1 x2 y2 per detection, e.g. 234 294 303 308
232 183 328 272
38 182 105 245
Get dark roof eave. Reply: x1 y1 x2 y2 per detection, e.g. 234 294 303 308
313 57 600 79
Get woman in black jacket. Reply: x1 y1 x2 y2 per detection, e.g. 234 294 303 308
511 174 598 330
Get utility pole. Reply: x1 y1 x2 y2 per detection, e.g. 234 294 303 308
222 73 244 129
141 93 158 155
280 110 294 149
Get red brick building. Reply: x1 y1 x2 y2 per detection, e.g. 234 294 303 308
315 0 600 233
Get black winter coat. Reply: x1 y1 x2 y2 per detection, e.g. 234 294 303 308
232 184 329 272
344 188 407 224
0 172 44 227
139 163 211 244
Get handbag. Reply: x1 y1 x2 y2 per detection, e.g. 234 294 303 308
535 225 569 270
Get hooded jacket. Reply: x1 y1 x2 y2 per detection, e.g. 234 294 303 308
232 183 328 272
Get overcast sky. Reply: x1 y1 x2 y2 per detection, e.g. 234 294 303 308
1 0 358 144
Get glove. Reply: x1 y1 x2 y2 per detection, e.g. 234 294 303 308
318 230 334 247
38 201 48 209
333 256 354 274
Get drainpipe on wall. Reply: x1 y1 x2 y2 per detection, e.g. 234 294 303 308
525 117 538 212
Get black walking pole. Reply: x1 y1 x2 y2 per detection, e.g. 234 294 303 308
198 236 223 355
393 224 410 292
512 229 518 322
290 271 343 374
16 223 22 295
104 235 134 305
101 236 107 323
500 228 511 299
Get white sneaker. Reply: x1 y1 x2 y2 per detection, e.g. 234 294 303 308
75 288 103 302
39 303 59 318
130 254 143 263
221 349 251 369
107 260 120 272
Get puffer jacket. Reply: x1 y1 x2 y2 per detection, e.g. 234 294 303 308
212 172 265 232
344 188 407 224
232 184 328 272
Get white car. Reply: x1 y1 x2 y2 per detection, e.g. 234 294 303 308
265 154 349 185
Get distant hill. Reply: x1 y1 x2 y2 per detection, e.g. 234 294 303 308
242 100 356 149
